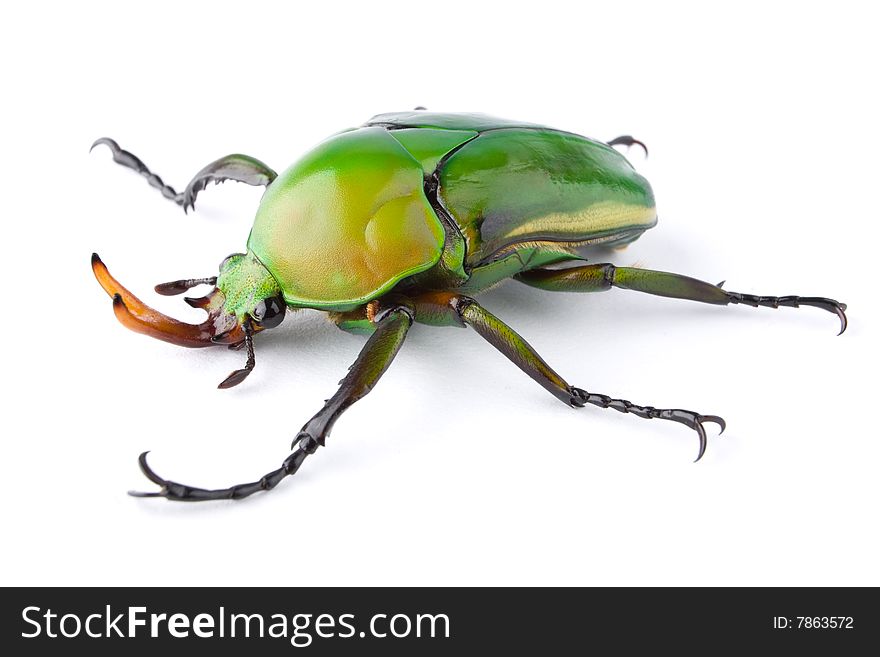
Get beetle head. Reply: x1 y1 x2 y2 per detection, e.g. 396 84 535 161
207 251 287 341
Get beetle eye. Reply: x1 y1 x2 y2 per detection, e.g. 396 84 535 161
252 296 286 329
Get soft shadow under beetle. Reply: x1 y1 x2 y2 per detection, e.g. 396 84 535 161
90 110 847 501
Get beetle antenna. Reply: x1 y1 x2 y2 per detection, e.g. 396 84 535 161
217 321 256 389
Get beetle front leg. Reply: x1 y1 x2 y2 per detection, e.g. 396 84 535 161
516 264 848 334
90 138 277 213
131 303 413 501
408 292 724 461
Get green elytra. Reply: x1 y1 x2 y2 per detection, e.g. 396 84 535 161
90 111 847 501
243 111 656 314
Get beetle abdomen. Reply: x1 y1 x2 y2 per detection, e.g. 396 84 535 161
436 128 657 266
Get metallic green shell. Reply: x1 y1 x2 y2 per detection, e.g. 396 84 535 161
249 112 657 308
367 112 657 277
386 128 476 174
247 127 445 309
366 111 548 132
437 128 657 266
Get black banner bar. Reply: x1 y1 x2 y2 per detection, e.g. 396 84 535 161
2 587 876 654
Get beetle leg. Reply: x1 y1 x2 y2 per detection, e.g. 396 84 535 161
407 292 723 461
516 264 848 335
176 153 277 214
129 303 413 501
91 138 277 213
607 135 648 157
723 291 847 335
89 138 181 203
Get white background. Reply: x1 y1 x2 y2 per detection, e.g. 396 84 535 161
2 1 877 586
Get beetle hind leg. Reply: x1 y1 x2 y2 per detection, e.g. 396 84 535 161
516 264 848 335
724 292 847 335
90 137 277 213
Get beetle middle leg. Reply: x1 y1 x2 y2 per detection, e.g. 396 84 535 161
130 302 413 501
90 138 277 213
408 291 724 461
516 264 848 334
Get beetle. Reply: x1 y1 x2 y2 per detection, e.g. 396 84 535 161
91 110 847 501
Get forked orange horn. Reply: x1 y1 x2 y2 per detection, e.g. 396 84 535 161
92 253 216 348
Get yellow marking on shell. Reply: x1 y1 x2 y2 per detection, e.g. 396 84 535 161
485 231 653 262
487 240 579 261
500 201 657 242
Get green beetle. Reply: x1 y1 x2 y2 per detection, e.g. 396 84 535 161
91 110 847 501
